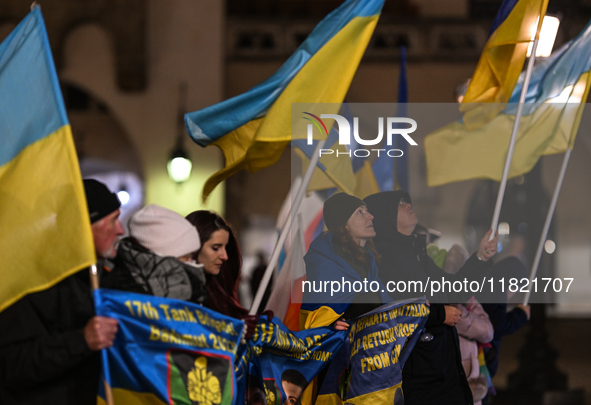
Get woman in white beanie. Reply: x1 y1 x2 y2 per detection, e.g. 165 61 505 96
108 204 206 304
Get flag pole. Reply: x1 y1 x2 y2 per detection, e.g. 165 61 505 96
523 148 571 305
293 212 306 296
523 51 591 303
297 213 306 259
489 37 540 240
249 139 327 315
89 264 115 405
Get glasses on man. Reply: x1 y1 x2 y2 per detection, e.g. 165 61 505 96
399 197 411 207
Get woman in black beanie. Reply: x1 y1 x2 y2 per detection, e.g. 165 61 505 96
300 193 392 330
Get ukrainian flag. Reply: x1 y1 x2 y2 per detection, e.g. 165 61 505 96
0 7 95 313
425 18 591 187
185 0 385 199
461 0 548 128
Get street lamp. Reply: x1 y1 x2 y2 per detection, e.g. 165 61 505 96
167 83 192 184
167 145 192 183
527 15 560 58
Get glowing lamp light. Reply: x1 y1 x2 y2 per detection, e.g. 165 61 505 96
117 190 130 205
167 149 193 184
544 240 556 254
527 16 560 57
498 222 510 235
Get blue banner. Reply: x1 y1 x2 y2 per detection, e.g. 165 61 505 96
236 317 348 405
317 297 429 404
95 288 245 405
94 290 428 405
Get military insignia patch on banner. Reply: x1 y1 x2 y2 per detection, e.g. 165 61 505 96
168 350 233 405
262 378 281 405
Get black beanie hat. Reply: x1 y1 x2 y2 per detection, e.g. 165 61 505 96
323 193 365 232
364 190 411 236
83 179 121 224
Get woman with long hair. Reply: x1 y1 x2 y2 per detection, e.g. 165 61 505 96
298 193 393 405
185 211 247 319
300 193 392 330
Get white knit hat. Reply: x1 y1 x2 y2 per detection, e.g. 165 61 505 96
128 204 201 258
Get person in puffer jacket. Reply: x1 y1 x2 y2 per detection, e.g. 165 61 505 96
452 301 494 405
107 204 207 305
442 245 494 405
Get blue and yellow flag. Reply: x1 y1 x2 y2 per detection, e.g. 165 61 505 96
95 289 245 405
185 0 385 199
0 7 95 313
316 298 429 405
461 0 548 128
425 19 591 187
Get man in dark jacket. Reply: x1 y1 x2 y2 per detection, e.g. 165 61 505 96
364 190 498 405
0 179 122 404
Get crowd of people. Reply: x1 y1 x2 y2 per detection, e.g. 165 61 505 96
0 179 531 405
301 190 531 405
0 179 253 404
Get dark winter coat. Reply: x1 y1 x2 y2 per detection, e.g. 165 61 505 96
479 257 530 377
481 302 528 377
0 270 100 404
365 191 493 405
